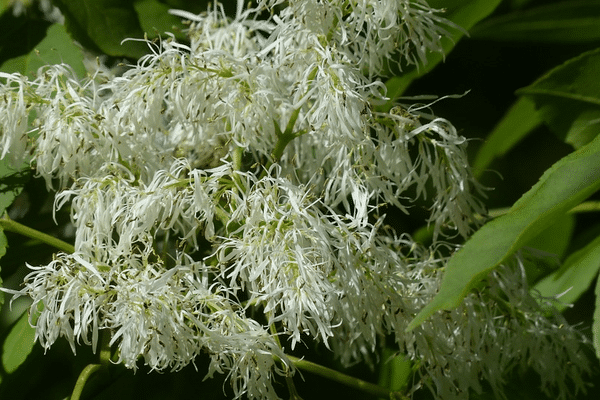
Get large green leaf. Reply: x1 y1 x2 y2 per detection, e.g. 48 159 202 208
473 97 542 178
517 47 600 149
534 233 600 312
384 0 502 105
53 0 148 59
407 131 600 331
1 311 36 374
470 1 600 43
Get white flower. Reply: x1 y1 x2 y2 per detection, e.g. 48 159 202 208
0 72 34 168
216 169 345 346
1 1 592 399
261 0 456 75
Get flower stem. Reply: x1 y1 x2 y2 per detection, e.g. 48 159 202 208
286 354 405 400
0 213 75 253
70 363 101 400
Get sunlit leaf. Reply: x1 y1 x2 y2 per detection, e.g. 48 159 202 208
1 311 36 374
407 131 600 331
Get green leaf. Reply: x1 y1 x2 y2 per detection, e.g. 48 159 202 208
517 47 600 148
594 274 600 361
0 55 27 74
407 131 600 331
0 161 29 218
521 212 575 285
473 97 542 178
0 226 5 308
0 0 11 14
1 311 36 374
378 348 413 394
0 24 86 78
53 0 148 59
384 0 502 104
470 1 600 43
133 0 187 41
25 24 86 78
534 233 600 312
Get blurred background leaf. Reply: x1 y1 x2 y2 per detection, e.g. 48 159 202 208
52 0 148 59
471 1 600 43
518 47 600 148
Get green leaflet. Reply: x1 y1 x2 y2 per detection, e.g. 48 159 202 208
470 1 600 43
1 311 36 374
472 97 542 178
535 233 600 313
407 131 600 331
517 47 600 149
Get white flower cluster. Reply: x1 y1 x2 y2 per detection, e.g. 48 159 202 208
0 1 590 399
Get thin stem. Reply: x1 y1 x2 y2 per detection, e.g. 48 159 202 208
0 213 75 253
269 322 304 399
70 363 101 400
286 354 404 400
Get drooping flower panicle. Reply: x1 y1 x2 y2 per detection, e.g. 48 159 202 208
0 1 590 399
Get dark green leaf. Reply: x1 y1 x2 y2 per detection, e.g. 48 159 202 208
0 24 86 77
0 226 5 307
378 348 412 393
594 274 600 361
53 0 148 58
471 1 600 43
407 131 600 331
1 311 36 374
517 47 600 148
473 97 542 178
0 160 29 218
0 11 51 66
521 212 574 285
133 0 187 41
